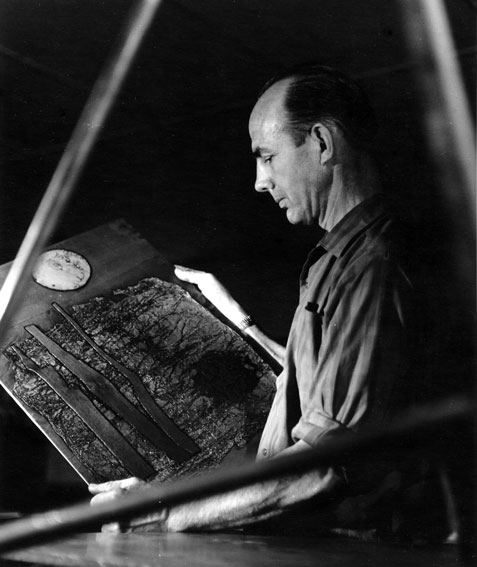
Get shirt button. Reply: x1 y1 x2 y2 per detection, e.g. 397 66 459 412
262 448 268 457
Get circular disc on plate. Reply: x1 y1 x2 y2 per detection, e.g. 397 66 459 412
32 249 92 291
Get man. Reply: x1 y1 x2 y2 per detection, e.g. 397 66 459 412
90 64 422 534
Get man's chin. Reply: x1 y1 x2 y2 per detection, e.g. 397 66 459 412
285 209 299 224
286 209 309 225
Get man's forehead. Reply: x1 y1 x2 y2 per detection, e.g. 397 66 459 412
249 79 290 145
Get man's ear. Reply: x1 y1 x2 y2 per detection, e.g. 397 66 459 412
311 124 333 164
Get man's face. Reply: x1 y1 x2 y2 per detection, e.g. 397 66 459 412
248 80 325 226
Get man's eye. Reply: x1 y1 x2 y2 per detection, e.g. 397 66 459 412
264 156 273 164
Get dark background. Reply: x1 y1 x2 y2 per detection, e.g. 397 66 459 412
0 0 475 511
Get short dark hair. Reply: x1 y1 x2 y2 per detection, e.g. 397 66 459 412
260 63 377 150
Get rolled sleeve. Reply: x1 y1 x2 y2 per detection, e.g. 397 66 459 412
292 411 350 446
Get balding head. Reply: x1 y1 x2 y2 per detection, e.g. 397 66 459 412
257 64 377 151
248 78 292 152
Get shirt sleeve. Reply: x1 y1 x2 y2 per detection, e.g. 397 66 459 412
291 254 413 447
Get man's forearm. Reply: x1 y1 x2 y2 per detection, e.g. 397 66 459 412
244 324 286 367
173 266 285 367
124 466 340 533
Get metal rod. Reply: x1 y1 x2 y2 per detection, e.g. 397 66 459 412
399 0 476 290
399 2 477 545
0 0 162 346
0 396 471 553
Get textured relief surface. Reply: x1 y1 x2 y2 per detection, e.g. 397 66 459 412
5 278 276 483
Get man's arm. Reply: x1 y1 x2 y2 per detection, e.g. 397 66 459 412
174 266 285 366
89 442 342 532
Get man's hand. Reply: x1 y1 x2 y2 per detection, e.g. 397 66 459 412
89 477 167 533
175 265 285 366
174 265 251 328
89 476 145 506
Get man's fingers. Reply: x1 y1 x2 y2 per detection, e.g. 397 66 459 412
90 491 122 506
174 265 197 280
101 522 123 533
174 265 244 324
89 477 142 495
90 477 145 511
174 265 205 284
174 264 191 273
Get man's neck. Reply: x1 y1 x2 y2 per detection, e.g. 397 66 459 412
319 155 380 232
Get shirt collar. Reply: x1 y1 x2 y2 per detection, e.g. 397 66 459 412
318 194 387 257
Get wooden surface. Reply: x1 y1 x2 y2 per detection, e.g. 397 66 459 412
0 532 467 567
0 219 173 481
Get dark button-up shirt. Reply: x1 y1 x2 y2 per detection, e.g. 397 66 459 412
258 196 414 460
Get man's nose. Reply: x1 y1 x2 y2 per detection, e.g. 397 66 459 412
254 163 273 193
